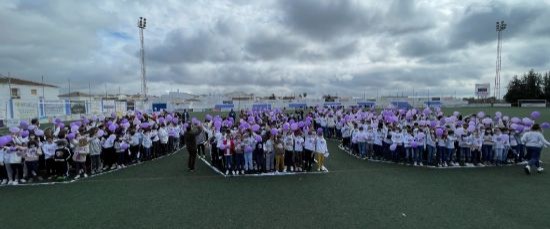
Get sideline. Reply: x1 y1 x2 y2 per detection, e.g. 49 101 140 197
199 155 329 177
0 150 181 188
330 139 530 170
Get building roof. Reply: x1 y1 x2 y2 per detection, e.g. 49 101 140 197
0 76 58 88
58 91 92 98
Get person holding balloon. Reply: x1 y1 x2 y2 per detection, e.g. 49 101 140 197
73 137 89 179
521 123 550 175
315 128 329 171
102 128 117 170
53 140 71 180
114 134 128 169
88 128 102 174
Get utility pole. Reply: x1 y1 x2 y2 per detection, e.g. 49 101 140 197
41 75 45 99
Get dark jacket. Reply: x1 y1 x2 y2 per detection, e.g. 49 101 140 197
184 128 201 152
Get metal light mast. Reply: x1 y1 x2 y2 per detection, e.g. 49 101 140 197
138 17 147 99
495 20 506 100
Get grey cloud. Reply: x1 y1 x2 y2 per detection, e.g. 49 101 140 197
449 2 549 49
0 0 547 98
148 29 235 64
279 0 371 41
244 34 302 60
398 36 445 58
278 0 434 41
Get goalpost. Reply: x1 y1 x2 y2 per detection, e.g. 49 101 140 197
518 99 548 108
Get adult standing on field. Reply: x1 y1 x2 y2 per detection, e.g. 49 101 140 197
182 109 190 123
184 123 203 172
228 109 237 122
521 124 550 175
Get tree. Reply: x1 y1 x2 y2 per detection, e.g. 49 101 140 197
504 75 524 104
504 69 546 105
523 69 543 99
543 71 550 102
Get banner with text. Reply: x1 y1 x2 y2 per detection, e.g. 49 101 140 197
12 99 39 120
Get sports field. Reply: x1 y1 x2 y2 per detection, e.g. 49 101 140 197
1 107 549 229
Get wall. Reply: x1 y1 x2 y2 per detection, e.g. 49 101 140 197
0 83 59 101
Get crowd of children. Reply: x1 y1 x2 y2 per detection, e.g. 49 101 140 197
204 109 330 175
0 108 333 184
0 111 190 186
2 105 545 185
322 106 550 172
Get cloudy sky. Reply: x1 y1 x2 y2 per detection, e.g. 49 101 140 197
1 0 549 98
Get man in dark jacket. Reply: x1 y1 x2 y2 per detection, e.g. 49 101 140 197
184 123 203 172
183 109 190 123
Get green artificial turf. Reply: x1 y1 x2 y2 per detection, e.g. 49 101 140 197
0 108 549 229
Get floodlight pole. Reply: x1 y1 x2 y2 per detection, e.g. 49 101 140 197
138 17 147 100
494 20 506 100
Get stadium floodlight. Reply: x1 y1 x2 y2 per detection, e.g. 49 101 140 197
138 17 147 100
494 20 506 100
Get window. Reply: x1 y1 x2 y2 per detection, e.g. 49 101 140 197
31 89 38 95
10 88 20 98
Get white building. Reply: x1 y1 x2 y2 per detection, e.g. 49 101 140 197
58 91 92 101
0 75 59 101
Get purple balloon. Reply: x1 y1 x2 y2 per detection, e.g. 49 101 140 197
122 122 131 129
254 135 262 142
108 124 117 132
120 142 129 150
35 129 45 137
436 128 444 137
515 125 525 132
270 128 278 136
282 123 290 131
0 136 13 147
140 123 150 129
67 133 76 140
423 108 432 116
19 120 29 130
541 122 550 129
482 118 493 125
531 111 541 120
477 111 485 118
9 127 20 134
317 128 323 136
390 144 397 151
214 121 222 130
290 123 299 131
